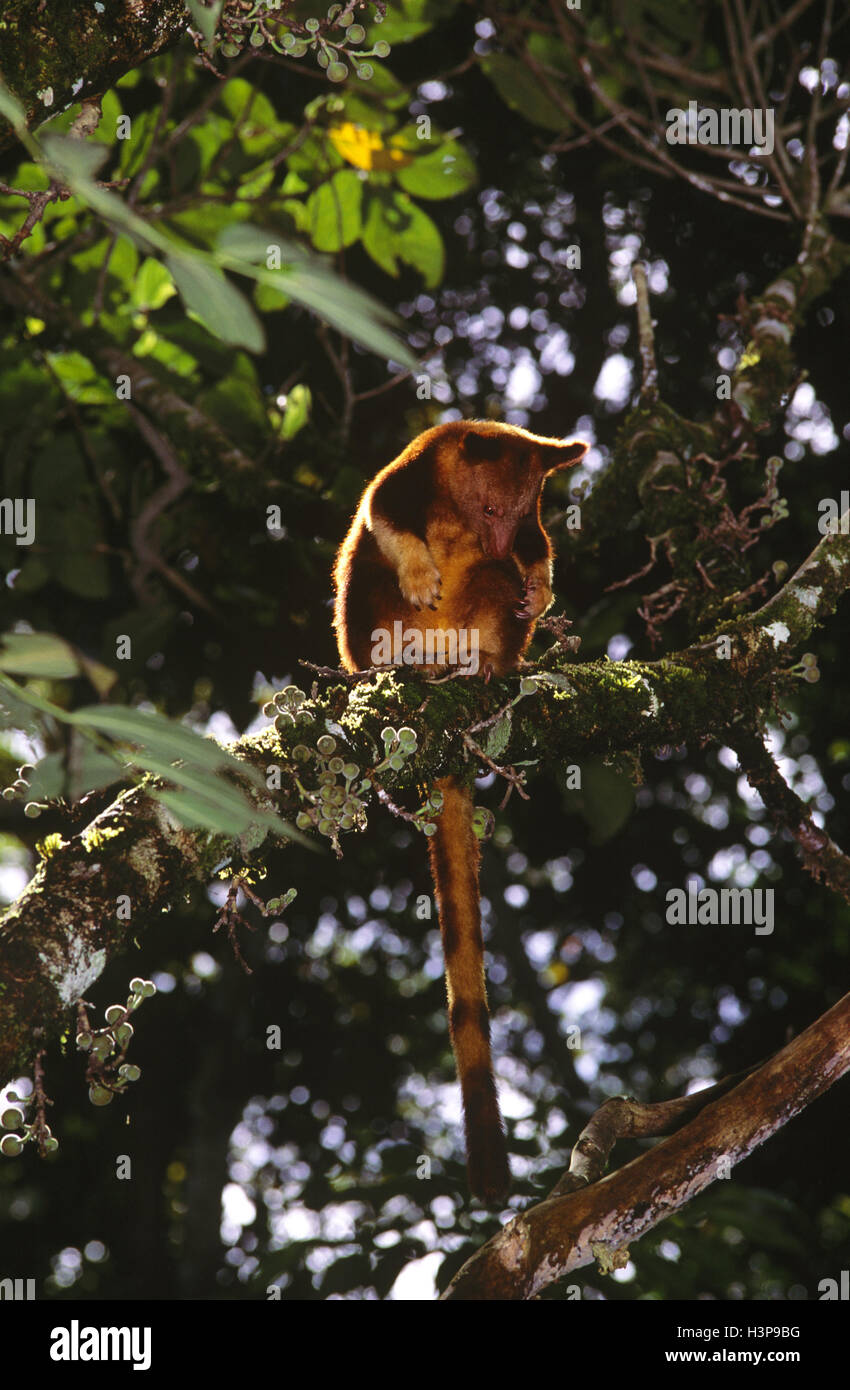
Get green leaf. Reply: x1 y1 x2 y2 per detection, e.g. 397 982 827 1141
133 258 177 311
253 280 290 312
580 761 634 846
40 134 109 180
23 752 66 801
365 0 459 45
0 77 27 130
0 631 117 693
0 632 83 679
219 78 277 128
157 788 258 834
479 54 567 132
41 135 163 250
387 192 444 287
362 198 399 277
279 384 312 440
213 227 417 367
69 741 125 801
166 253 265 352
396 140 477 200
185 0 224 46
286 258 417 364
21 739 125 803
215 222 274 260
0 690 305 843
306 170 363 253
120 747 264 824
219 78 293 155
53 540 111 599
69 705 251 774
483 710 512 761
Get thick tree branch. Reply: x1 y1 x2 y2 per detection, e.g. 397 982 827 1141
441 990 850 1299
0 0 189 153
2 504 848 1077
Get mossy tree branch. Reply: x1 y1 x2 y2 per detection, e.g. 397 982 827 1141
2 509 849 1077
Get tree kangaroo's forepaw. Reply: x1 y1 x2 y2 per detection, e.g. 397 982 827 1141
398 557 442 610
515 576 553 620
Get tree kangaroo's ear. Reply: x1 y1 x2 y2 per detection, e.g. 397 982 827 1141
542 440 589 474
462 429 508 462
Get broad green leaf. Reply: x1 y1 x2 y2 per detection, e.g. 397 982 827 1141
24 752 67 801
219 78 277 129
365 0 460 45
0 678 39 730
44 350 100 385
306 170 363 253
0 77 26 130
24 743 122 803
69 709 299 837
362 198 399 277
0 685 305 842
69 742 125 800
215 222 275 260
141 334 199 376
386 192 444 287
69 705 252 774
0 161 47 193
0 636 116 693
483 710 512 761
166 253 265 352
0 632 83 679
197 371 268 441
185 0 223 45
276 258 416 364
157 787 257 834
527 31 576 76
219 78 292 155
40 134 109 180
70 235 138 284
41 135 164 250
479 53 567 132
396 140 477 200
279 384 312 441
580 761 634 845
253 280 290 312
214 229 416 367
133 257 177 311
54 543 111 600
121 747 265 818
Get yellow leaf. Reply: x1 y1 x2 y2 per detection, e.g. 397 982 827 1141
328 122 413 172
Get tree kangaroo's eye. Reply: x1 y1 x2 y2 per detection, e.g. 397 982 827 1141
483 505 495 516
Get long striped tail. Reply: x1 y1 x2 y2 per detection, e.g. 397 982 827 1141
428 775 510 1203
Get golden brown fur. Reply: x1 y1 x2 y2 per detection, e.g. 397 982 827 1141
333 420 587 1202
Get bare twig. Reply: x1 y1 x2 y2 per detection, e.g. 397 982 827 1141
632 262 658 404
727 725 850 902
